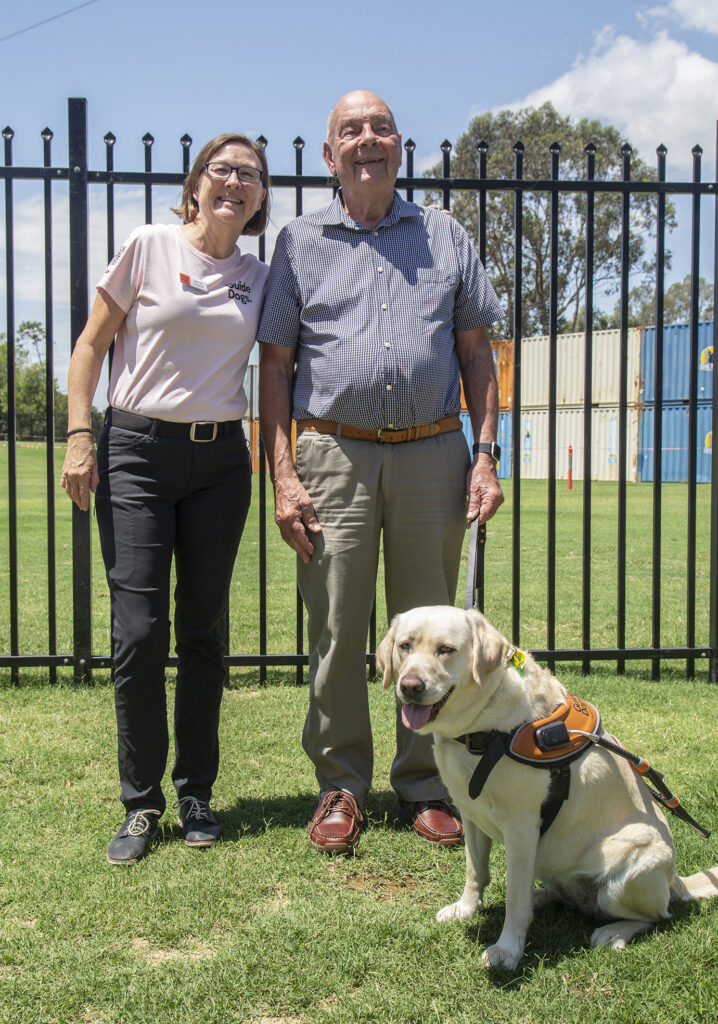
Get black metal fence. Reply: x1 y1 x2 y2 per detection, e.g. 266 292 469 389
2 99 717 684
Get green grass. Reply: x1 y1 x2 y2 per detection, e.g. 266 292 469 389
0 444 714 686
0 673 717 1024
1 446 717 1020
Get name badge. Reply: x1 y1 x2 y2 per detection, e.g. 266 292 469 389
179 272 208 293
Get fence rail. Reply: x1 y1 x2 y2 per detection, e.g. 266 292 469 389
2 99 718 684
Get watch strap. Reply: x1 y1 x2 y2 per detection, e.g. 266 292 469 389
472 440 501 463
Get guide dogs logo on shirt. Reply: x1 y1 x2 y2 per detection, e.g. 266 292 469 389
228 280 252 305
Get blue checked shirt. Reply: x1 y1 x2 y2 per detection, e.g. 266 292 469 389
257 191 503 430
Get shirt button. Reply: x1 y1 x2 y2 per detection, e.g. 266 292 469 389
384 342 390 348
377 266 383 273
373 230 379 237
381 303 388 310
388 423 395 428
386 384 392 391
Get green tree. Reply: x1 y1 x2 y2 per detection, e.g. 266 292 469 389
0 321 103 439
0 325 36 436
615 274 714 327
424 103 674 337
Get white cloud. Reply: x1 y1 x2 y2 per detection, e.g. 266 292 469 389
513 29 718 178
0 181 334 385
662 0 718 36
1 185 183 389
414 150 443 175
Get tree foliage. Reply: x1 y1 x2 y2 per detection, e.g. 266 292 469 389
424 103 674 337
611 274 714 328
0 321 102 439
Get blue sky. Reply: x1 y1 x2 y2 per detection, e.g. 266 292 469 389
2 0 716 174
1 0 717 381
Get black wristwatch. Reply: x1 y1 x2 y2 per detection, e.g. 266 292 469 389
472 441 501 464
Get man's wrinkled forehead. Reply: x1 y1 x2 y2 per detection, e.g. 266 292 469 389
327 92 398 140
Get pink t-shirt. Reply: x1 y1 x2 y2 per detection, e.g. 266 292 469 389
98 223 269 422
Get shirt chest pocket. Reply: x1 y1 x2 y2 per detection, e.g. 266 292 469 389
397 268 459 326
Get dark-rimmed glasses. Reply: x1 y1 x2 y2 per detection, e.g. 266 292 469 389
203 162 265 185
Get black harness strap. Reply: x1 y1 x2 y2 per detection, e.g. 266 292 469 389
457 729 574 836
539 764 571 836
467 733 507 800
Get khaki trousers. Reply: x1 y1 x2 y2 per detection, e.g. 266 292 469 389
296 429 470 806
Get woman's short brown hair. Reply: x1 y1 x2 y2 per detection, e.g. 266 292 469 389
172 133 270 236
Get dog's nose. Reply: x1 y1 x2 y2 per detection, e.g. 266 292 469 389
399 673 425 697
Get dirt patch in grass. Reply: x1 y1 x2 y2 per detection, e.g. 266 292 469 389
340 868 425 902
251 1017 305 1024
130 937 216 965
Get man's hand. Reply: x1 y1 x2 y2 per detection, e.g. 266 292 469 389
466 455 504 525
62 434 99 511
274 473 322 563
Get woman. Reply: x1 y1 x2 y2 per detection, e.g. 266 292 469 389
62 134 270 864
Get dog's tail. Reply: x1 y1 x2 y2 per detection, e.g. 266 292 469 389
671 867 718 901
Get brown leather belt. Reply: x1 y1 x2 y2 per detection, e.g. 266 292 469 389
296 415 462 444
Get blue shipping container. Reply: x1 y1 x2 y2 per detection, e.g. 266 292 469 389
637 402 712 482
641 321 714 403
460 412 513 479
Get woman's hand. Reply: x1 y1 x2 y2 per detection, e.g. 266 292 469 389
62 433 99 510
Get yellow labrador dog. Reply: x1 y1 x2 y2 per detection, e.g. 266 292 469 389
377 605 718 970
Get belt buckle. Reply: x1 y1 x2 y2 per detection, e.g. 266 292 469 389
190 421 218 442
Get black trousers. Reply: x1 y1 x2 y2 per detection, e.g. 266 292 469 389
95 421 252 814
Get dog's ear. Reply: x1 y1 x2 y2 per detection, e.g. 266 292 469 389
376 618 399 689
467 609 506 686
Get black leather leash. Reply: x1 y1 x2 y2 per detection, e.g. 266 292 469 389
464 517 487 611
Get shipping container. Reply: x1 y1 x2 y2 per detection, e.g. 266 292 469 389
460 412 512 479
641 321 714 403
492 339 514 411
637 401 713 483
518 328 642 408
459 339 514 412
499 405 640 482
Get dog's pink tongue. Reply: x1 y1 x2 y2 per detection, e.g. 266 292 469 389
402 703 433 730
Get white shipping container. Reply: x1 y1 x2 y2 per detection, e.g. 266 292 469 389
518 405 639 482
518 328 642 408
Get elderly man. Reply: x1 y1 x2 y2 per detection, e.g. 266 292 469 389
258 90 504 855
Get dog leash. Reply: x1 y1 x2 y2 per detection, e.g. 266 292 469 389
464 518 487 611
567 728 711 838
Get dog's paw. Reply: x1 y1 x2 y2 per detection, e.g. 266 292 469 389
436 899 481 923
482 942 523 971
590 924 627 950
590 919 652 950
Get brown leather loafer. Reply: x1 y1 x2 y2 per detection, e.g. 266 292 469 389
308 790 364 855
397 799 463 847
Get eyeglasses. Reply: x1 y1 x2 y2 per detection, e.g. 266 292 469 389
203 162 265 185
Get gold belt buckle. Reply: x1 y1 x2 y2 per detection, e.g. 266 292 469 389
190 421 218 442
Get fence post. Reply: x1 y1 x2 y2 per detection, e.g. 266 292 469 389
68 98 92 684
3 126 19 685
710 123 718 683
